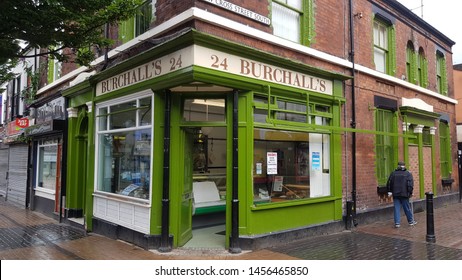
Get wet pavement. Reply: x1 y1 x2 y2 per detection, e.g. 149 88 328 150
1 197 461 260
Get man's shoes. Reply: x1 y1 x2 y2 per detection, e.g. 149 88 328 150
409 221 418 226
395 224 400 228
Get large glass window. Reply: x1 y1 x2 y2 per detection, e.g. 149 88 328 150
253 129 330 203
252 92 332 204
36 139 59 192
375 109 396 186
96 94 152 200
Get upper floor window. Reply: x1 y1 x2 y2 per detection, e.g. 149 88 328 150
417 48 428 87
119 0 156 44
373 17 396 75
272 0 313 45
406 41 415 82
47 47 62 84
9 76 21 120
436 51 448 95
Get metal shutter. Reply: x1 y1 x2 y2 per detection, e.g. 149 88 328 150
6 144 28 208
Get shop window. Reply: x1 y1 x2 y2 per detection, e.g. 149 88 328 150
36 139 59 193
95 94 153 200
436 51 448 95
272 0 313 45
253 128 330 203
373 17 396 75
253 94 331 126
439 121 451 178
119 0 156 44
375 108 397 186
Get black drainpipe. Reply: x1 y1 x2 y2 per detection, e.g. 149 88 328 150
349 0 358 227
229 89 241 253
159 90 172 252
60 96 69 223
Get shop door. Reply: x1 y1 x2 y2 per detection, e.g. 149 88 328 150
177 129 194 246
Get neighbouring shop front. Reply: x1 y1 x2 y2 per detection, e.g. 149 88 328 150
63 30 348 250
25 95 66 217
1 119 30 208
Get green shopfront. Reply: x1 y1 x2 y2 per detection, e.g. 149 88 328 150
63 31 348 250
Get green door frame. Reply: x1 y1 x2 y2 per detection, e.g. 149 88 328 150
169 93 232 248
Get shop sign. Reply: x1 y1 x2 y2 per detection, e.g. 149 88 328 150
194 45 333 95
200 0 271 25
15 118 29 128
96 45 333 96
36 97 65 124
96 47 194 96
24 120 65 136
7 119 29 136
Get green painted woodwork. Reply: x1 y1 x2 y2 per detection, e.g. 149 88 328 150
400 106 440 127
47 58 54 84
63 30 354 246
431 129 437 195
119 18 135 44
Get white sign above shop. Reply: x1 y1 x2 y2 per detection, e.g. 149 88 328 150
96 45 333 96
200 0 271 25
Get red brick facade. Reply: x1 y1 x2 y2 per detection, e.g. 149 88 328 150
36 0 458 214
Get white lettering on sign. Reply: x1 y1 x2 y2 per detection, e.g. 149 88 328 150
201 0 271 25
194 45 333 95
96 47 194 96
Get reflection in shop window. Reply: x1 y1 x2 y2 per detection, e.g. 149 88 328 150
96 94 152 200
253 129 330 204
36 140 58 192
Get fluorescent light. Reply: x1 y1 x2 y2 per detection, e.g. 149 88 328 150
192 99 225 107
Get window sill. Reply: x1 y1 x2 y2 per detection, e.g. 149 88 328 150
93 191 151 207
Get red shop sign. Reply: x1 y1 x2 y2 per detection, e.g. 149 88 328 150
15 118 29 128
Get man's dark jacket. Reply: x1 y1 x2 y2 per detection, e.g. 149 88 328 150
386 167 414 198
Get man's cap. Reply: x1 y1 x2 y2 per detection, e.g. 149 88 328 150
397 161 405 166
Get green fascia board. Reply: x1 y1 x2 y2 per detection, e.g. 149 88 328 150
88 29 351 87
400 106 440 127
190 30 352 82
192 65 346 104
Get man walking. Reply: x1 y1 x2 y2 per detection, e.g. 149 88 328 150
387 161 417 228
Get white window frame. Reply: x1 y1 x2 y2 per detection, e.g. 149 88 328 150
35 139 59 196
272 0 303 43
94 90 154 203
374 20 388 73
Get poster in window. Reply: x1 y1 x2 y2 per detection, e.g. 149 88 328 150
267 152 278 174
312 151 321 171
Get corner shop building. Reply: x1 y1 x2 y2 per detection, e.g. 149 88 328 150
63 30 350 251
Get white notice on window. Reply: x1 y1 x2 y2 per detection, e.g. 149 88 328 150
267 152 278 174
